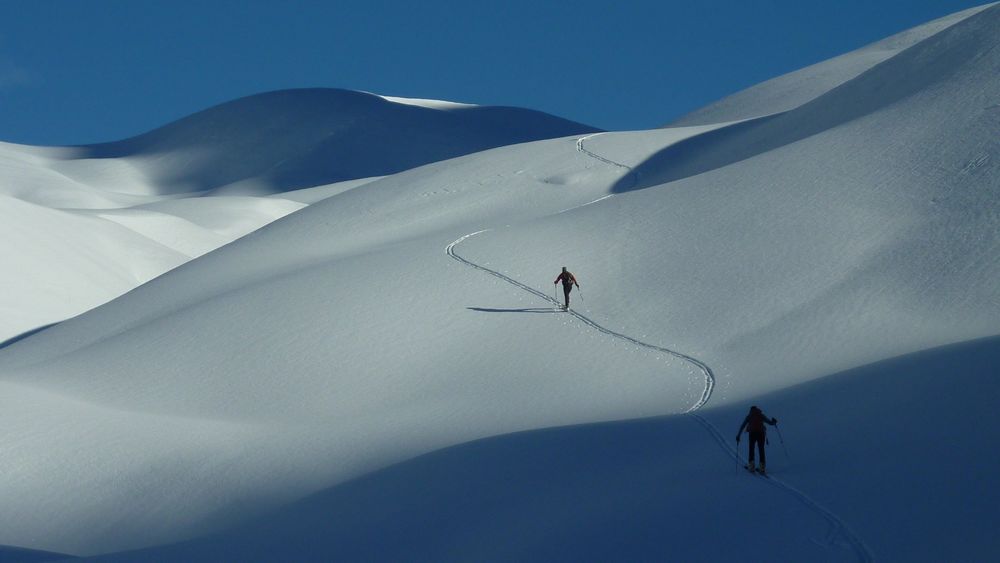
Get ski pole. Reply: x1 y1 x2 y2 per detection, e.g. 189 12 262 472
736 438 741 475
775 425 790 462
577 286 584 302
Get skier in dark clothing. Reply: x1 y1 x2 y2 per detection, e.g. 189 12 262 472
553 267 579 309
736 405 777 474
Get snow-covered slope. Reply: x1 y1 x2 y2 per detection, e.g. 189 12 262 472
0 140 307 343
93 335 1000 563
74 88 602 195
1 4 999 561
0 92 598 343
669 2 994 125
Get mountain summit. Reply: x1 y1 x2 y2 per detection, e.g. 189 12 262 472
77 88 601 194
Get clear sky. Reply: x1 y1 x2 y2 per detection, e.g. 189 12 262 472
0 0 988 145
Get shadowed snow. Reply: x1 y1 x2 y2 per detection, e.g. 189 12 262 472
0 5 999 560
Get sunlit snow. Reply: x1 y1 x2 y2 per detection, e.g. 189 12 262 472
0 4 998 561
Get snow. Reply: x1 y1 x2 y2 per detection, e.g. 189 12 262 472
377 94 478 110
0 91 597 343
669 2 996 125
0 142 307 342
1 4 999 561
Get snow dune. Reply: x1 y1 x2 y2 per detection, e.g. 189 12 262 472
1 4 999 561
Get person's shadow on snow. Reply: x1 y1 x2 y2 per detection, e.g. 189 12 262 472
467 307 560 314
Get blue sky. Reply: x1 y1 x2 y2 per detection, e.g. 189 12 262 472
0 0 987 145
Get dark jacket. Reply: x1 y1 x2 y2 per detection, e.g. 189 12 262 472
554 271 578 287
736 407 776 439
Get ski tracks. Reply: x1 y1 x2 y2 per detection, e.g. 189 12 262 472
692 414 874 562
446 230 713 412
576 133 640 189
575 133 630 170
445 133 873 562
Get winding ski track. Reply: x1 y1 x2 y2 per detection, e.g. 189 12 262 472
445 132 874 562
450 133 713 412
446 228 713 412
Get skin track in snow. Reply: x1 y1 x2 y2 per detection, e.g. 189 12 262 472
447 134 873 562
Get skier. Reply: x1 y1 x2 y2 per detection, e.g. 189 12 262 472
553 266 579 310
736 405 778 475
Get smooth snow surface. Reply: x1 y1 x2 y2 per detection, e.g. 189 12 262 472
378 94 478 110
1 4 999 561
669 3 996 125
0 92 598 343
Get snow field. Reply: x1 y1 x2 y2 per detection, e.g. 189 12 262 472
0 4 999 560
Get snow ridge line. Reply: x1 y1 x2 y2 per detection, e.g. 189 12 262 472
445 231 713 413
691 414 875 562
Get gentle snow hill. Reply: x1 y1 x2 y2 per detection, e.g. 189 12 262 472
605 1 1000 191
521 2 1000 398
85 336 1000 563
1 4 999 561
0 91 597 343
668 3 994 125
73 88 602 195
0 139 306 342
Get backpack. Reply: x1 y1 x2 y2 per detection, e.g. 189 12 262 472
747 409 766 433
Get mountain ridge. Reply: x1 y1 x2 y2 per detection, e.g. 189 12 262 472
69 88 602 194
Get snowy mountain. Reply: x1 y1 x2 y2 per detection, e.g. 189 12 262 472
77 88 602 194
667 3 994 125
0 92 598 343
1 4 999 561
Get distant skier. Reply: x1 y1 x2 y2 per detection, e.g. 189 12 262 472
736 405 777 475
553 266 579 310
